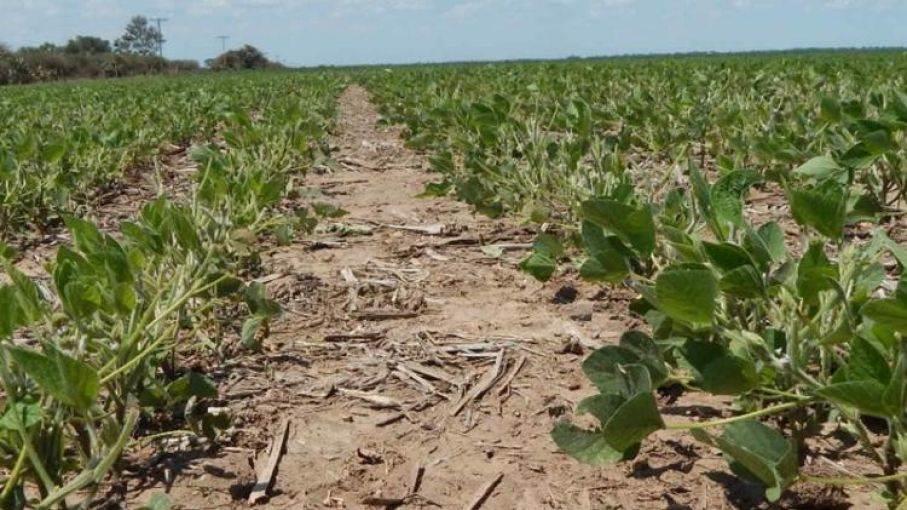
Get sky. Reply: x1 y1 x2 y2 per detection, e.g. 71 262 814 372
0 0 905 67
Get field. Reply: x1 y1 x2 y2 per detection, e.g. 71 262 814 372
1 50 906 509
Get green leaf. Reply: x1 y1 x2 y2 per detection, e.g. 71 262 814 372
756 223 787 263
8 345 99 412
582 199 655 256
602 392 664 452
244 283 281 317
743 222 786 269
0 402 42 431
417 181 453 198
840 337 891 384
533 233 564 258
849 193 884 221
817 381 894 418
519 251 556 282
618 331 668 386
577 394 624 424
721 265 765 298
580 222 630 283
709 170 760 234
553 369 663 464
520 233 564 281
655 264 718 328
793 155 844 181
714 420 798 502
797 243 838 306
582 348 647 395
165 372 218 404
789 181 847 239
863 297 907 335
551 422 626 465
687 160 712 220
679 340 758 395
241 315 266 349
702 242 755 272
820 97 843 123
64 216 105 254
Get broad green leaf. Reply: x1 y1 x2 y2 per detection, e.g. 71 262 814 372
580 222 630 283
721 265 765 298
582 348 647 395
166 372 218 404
244 283 281 317
819 97 842 123
520 233 564 281
679 339 758 395
618 331 668 386
576 393 624 424
709 170 760 234
533 233 564 258
797 242 838 306
863 297 907 334
793 155 844 181
743 222 786 269
0 402 42 431
64 216 104 254
756 222 787 262
817 381 894 418
601 392 664 452
8 346 99 412
714 420 798 502
849 193 884 221
582 199 655 256
788 181 847 239
702 242 755 272
687 160 712 220
655 264 717 328
840 336 891 384
519 251 556 281
551 422 626 464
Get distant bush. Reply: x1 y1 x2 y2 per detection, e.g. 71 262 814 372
207 45 281 71
0 18 201 86
0 45 199 86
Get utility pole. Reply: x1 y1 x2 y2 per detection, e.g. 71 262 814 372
150 17 168 57
216 35 230 53
152 17 167 57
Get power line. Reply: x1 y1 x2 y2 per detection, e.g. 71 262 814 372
216 35 230 53
150 17 168 57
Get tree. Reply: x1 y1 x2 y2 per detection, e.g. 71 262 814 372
207 45 275 71
65 36 111 55
114 16 163 56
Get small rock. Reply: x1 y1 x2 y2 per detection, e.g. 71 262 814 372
567 301 594 322
557 337 584 355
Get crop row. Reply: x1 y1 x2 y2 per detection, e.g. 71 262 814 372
0 72 337 243
363 52 907 507
0 72 344 507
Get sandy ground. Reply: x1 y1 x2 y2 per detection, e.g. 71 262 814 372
119 86 880 510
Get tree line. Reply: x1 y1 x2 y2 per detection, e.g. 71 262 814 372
1 16 280 86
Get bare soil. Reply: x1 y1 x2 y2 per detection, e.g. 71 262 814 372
123 87 882 509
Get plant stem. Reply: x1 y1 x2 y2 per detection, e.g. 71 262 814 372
801 471 907 487
0 447 28 502
665 401 805 430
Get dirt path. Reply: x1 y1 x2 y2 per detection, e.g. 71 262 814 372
126 87 866 510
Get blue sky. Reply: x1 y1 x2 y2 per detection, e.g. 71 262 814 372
1 0 904 66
